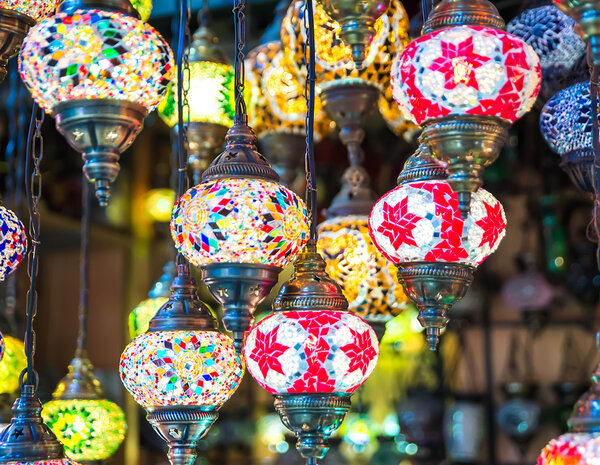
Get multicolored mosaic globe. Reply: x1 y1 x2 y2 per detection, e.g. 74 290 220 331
368 180 506 266
281 0 409 91
244 310 379 394
131 0 152 22
538 433 600 465
19 9 173 113
42 399 127 462
0 335 26 394
128 296 168 339
246 41 333 139
171 178 309 268
317 215 409 323
391 25 541 125
0 0 58 21
120 330 243 409
0 206 27 282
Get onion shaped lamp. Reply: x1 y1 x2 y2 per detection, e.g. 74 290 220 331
19 0 174 206
244 242 379 463
0 0 57 81
0 205 27 281
540 82 596 194
158 22 235 184
368 147 506 350
538 334 600 465
120 264 244 465
391 0 541 216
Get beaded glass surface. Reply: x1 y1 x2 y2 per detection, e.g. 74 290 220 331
244 310 379 394
368 180 506 266
171 178 309 267
0 206 26 282
317 215 409 323
507 6 585 73
19 9 173 113
131 0 152 22
540 82 594 155
281 0 409 92
120 330 243 409
0 335 26 394
392 26 541 125
158 61 235 128
538 433 600 465
128 296 168 339
42 399 127 462
246 41 333 139
0 0 57 21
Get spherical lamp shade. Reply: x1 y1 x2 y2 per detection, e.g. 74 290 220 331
170 178 309 268
281 0 409 92
243 310 379 395
42 399 126 461
317 215 409 326
0 0 57 21
19 9 173 113
540 82 596 193
538 433 600 465
131 0 152 22
0 206 27 281
128 297 168 339
120 330 243 409
368 180 506 267
391 26 541 126
0 335 26 394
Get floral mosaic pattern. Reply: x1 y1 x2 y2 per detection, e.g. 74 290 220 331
538 433 600 465
0 0 57 21
392 26 541 125
540 82 595 156
281 0 409 91
42 399 126 461
0 206 26 282
244 310 379 394
171 178 309 267
368 181 506 267
19 9 173 113
120 330 243 409
317 215 409 323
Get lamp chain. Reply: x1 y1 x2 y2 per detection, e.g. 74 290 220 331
76 177 91 358
233 0 248 122
20 103 44 390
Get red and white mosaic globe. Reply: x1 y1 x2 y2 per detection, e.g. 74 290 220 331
391 25 541 125
368 180 506 266
243 310 379 395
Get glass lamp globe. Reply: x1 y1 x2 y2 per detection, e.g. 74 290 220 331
281 0 409 92
317 215 410 338
0 335 26 394
131 0 152 22
538 433 600 465
540 82 596 193
0 205 27 281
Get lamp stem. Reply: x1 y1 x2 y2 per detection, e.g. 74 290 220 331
76 177 91 357
305 0 318 241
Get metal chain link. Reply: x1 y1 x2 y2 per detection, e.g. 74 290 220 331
233 0 247 121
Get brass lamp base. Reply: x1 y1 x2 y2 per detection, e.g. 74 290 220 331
259 132 306 188
54 99 147 206
147 406 219 465
202 263 281 352
274 394 351 462
397 262 474 351
0 8 34 82
421 115 509 217
182 122 228 185
560 149 594 194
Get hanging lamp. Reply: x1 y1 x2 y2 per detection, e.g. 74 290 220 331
18 0 174 206
391 0 541 216
170 0 310 352
368 146 506 350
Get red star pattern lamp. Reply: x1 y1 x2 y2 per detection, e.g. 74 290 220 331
391 0 541 216
368 146 506 350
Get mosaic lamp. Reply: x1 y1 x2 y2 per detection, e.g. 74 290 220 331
0 335 25 395
392 0 541 216
42 357 127 462
0 0 57 81
368 146 506 350
540 82 596 194
0 205 27 282
538 334 600 465
19 0 174 206
120 264 244 465
158 22 235 184
244 242 379 463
